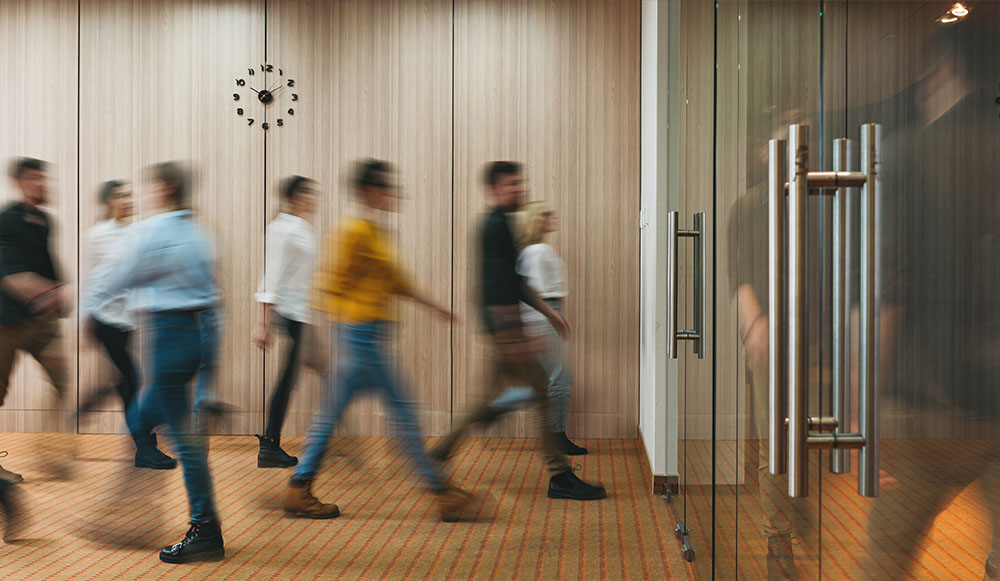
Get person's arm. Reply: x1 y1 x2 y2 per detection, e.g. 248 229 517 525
83 223 148 320
253 223 292 349
0 211 66 314
520 281 569 337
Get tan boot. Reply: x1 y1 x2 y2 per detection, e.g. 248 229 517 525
434 487 473 523
284 482 340 519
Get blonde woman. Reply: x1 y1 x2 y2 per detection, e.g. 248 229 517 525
492 201 586 455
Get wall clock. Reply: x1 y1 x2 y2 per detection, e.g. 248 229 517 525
233 64 299 131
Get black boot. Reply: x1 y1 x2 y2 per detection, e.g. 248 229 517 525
159 520 225 563
0 479 24 543
257 435 298 468
548 469 607 500
134 434 178 470
556 432 588 455
0 451 23 484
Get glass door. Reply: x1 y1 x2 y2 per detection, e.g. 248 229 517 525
711 1 1000 579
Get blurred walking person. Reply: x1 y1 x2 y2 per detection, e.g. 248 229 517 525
80 180 175 469
0 158 73 485
83 162 224 563
283 159 471 522
429 161 605 501
252 175 319 467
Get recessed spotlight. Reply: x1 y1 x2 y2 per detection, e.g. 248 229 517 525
950 3 969 17
938 15 959 23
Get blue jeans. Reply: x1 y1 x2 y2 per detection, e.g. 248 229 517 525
127 311 218 523
293 322 445 491
194 308 220 410
489 305 573 432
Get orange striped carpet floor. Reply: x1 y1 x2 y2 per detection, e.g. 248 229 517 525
0 434 691 580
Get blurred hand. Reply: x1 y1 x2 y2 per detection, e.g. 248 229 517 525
252 323 271 350
549 313 571 339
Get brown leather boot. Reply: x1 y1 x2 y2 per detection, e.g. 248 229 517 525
434 487 473 523
284 481 340 519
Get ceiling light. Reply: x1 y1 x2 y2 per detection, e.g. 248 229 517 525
938 15 959 23
950 3 969 17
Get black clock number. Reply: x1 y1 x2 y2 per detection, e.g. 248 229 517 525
260 64 265 72
286 79 295 87
247 118 254 126
233 93 240 101
236 107 244 115
265 64 273 72
248 68 254 76
276 118 283 126
236 78 245 87
278 68 283 76
287 108 294 115
291 93 298 101
262 122 269 131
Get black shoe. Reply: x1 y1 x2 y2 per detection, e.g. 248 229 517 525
548 469 606 500
134 435 178 470
256 435 298 468
556 432 588 456
0 479 24 543
159 520 225 564
0 454 23 484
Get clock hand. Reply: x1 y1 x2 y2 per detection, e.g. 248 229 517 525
249 86 260 93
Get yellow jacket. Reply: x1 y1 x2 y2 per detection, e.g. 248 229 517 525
312 216 415 323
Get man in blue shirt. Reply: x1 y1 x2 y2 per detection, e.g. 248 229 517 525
84 161 224 564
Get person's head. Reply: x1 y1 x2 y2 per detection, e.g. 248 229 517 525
144 161 191 211
483 161 525 211
99 180 133 221
8 157 49 207
353 159 399 212
517 201 557 247
280 175 318 217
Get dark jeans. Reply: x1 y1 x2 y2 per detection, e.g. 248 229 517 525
81 320 142 432
127 311 218 524
194 308 220 410
265 315 303 441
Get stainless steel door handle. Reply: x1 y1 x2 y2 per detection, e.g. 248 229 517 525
667 211 706 360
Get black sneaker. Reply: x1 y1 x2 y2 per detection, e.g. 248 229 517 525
159 520 225 564
548 469 607 500
256 435 298 468
556 432 588 456
0 479 24 543
134 435 178 470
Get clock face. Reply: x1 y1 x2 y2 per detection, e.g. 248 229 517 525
233 64 299 131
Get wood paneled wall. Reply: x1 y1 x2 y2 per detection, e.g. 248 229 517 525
1 0 640 439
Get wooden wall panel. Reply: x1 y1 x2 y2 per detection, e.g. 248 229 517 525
453 0 640 439
0 0 79 432
75 0 265 435
265 0 454 437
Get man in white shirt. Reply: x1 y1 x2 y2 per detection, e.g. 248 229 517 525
252 176 318 468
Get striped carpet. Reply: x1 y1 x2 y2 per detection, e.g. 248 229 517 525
0 434 689 580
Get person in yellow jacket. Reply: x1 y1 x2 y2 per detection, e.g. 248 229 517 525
283 158 471 522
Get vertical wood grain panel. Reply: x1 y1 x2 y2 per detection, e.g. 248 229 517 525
0 0 79 432
453 0 640 439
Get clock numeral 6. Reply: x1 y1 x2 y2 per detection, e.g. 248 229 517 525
236 78 245 86
287 79 295 87
291 93 298 102
276 118 283 126
262 122 270 130
287 108 294 115
233 93 240 101
247 118 254 126
247 68 254 76
236 107 244 116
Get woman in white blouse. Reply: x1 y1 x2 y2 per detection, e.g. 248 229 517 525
490 201 587 455
252 176 319 468
82 180 175 468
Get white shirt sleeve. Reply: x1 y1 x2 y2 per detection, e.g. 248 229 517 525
517 245 545 294
83 223 146 317
256 220 292 304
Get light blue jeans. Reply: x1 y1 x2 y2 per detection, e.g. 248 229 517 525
489 304 572 432
293 322 445 491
